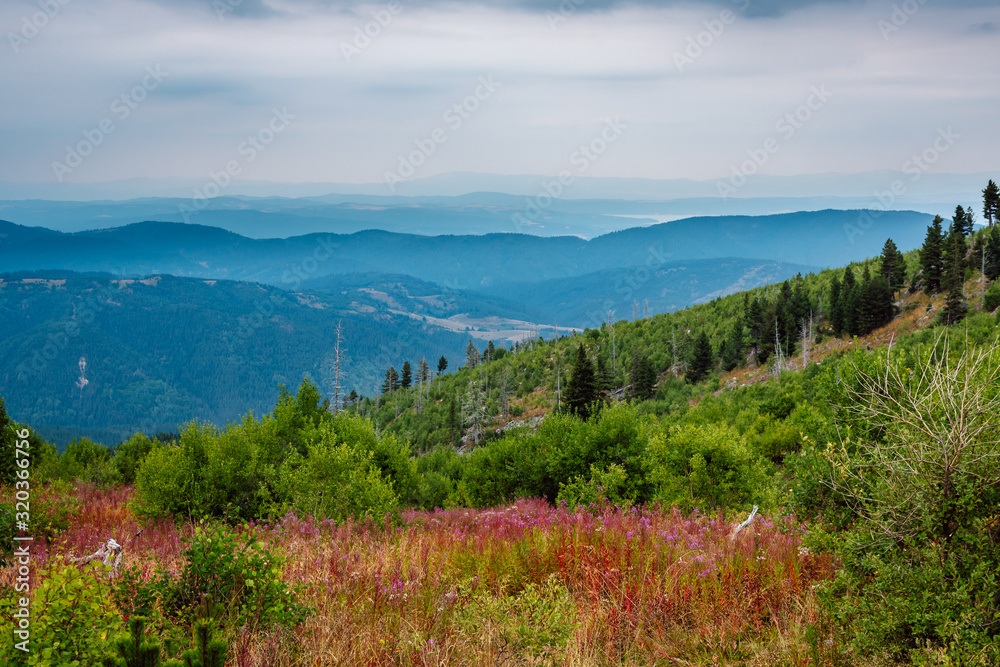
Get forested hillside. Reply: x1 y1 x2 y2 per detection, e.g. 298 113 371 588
3 190 1000 665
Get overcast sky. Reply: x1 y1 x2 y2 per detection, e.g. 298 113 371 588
2 0 998 191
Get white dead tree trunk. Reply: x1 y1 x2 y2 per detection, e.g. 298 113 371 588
332 320 344 414
71 530 143 575
730 506 758 541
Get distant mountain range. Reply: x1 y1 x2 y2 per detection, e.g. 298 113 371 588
0 209 929 291
0 207 936 445
0 170 990 204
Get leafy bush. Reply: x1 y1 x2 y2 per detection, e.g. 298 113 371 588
111 434 159 485
139 525 310 631
556 462 632 508
0 560 122 666
463 403 652 507
823 340 1000 659
274 418 399 523
647 422 767 512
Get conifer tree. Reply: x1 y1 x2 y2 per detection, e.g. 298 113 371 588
720 317 745 371
829 274 844 336
595 354 614 392
879 238 907 292
400 361 412 389
920 215 945 294
687 331 714 384
381 367 399 395
840 266 859 336
437 356 448 375
564 344 598 419
746 297 765 365
629 352 656 399
465 341 480 368
983 179 999 227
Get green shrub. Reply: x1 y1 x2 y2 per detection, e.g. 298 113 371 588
150 525 310 631
647 422 766 511
274 418 399 523
823 340 1000 659
112 434 159 485
556 463 632 508
0 560 122 666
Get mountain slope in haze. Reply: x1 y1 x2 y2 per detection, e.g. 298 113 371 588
0 209 931 290
494 257 821 328
0 271 483 446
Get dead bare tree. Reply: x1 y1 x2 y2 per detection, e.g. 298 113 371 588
331 320 344 414
825 335 1000 549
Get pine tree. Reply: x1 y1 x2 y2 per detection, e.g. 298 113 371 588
920 215 945 294
564 344 598 419
840 267 859 336
986 226 1000 282
464 341 480 368
983 179 999 227
879 238 907 292
941 225 969 325
942 274 968 325
437 356 448 375
381 367 399 395
687 331 714 384
829 275 844 336
400 361 412 389
746 297 765 365
486 341 496 361
719 317 745 371
953 205 975 239
595 354 613 392
630 353 656 400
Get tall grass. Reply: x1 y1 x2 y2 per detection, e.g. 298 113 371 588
3 486 837 666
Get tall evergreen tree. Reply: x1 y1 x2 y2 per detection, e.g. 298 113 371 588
879 238 907 292
437 356 448 375
840 266 859 336
381 367 400 395
687 331 714 384
941 273 968 325
983 179 999 227
400 361 412 389
595 354 614 392
719 317 745 372
953 205 975 238
564 345 598 419
829 274 844 336
629 353 656 400
464 340 480 368
920 215 945 294
746 296 766 365
986 226 1000 282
